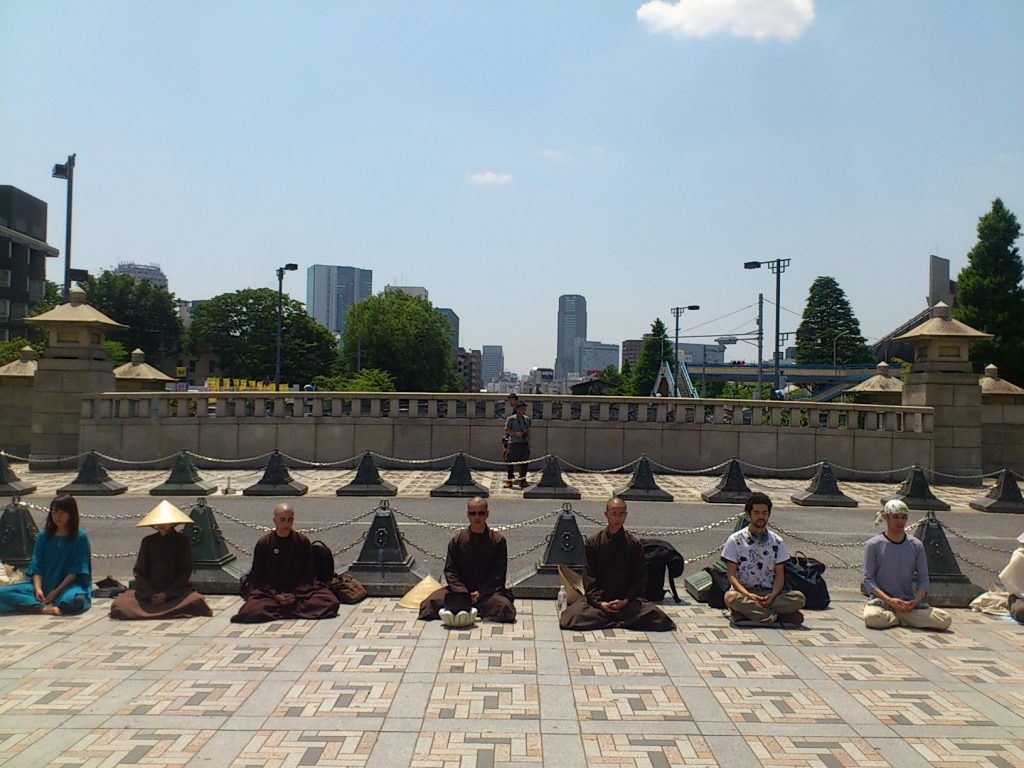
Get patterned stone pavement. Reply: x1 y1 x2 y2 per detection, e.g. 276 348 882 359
1 596 1022 767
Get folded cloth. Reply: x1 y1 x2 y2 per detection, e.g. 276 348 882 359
970 590 1011 617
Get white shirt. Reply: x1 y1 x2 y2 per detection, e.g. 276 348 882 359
721 527 790 590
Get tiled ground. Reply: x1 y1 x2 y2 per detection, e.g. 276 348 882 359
1 597 1022 767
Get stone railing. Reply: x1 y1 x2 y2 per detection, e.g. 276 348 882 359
77 391 934 475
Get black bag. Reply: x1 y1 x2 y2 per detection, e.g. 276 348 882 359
705 563 731 609
784 551 830 610
311 540 335 584
329 573 368 604
641 538 685 603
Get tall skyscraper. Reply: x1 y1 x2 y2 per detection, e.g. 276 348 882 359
481 345 504 383
306 265 372 339
554 294 587 379
436 307 459 358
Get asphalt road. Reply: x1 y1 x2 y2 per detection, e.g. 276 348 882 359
11 494 1021 598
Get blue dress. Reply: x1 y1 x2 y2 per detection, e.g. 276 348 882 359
0 530 92 614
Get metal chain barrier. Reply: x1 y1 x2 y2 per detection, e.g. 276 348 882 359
929 468 998 481
220 531 255 557
509 534 552 561
93 551 138 559
1 451 86 464
93 452 180 466
209 507 273 531
828 462 916 477
737 459 820 474
952 549 999 572
939 522 1014 555
556 457 640 475
278 452 362 468
767 518 928 549
630 513 745 538
464 453 551 469
647 458 730 475
300 507 379 535
399 533 447 560
368 451 463 466
333 533 367 557
186 450 274 465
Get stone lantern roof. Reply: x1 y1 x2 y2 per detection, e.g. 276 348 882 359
0 346 38 377
848 361 903 393
979 364 1024 396
893 302 992 373
113 349 175 382
25 286 126 330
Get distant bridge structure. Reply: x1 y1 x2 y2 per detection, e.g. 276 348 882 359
686 363 880 401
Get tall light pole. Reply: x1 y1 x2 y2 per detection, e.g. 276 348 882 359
670 304 700 397
275 263 299 389
832 329 851 368
744 259 790 397
52 153 76 299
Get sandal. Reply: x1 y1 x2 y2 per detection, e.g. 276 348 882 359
503 480 513 488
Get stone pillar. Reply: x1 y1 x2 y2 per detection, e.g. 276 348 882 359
25 286 125 467
896 302 992 484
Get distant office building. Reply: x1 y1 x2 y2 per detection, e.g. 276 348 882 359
176 298 209 328
482 345 504 383
306 264 372 339
115 261 168 289
0 185 57 341
385 285 428 299
457 347 483 392
525 367 556 394
436 307 459 357
555 294 587 379
574 339 619 377
677 343 725 365
621 339 643 368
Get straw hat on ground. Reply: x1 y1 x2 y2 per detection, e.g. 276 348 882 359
136 500 194 528
397 575 443 609
558 564 584 605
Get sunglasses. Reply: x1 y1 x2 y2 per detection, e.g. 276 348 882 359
467 510 488 517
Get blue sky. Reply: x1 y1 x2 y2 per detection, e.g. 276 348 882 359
3 1 1022 375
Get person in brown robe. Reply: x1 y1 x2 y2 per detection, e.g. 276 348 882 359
559 497 675 632
419 496 516 622
231 503 340 624
111 501 212 620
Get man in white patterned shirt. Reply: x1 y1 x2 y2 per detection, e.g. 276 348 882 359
720 492 806 626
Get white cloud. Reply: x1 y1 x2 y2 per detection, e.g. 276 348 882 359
637 0 814 41
467 171 512 185
540 149 573 162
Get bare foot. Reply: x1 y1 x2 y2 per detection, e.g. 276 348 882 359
40 605 61 616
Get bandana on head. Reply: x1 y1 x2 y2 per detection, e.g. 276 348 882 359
874 498 909 527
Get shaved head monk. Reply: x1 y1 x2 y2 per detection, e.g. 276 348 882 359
231 503 340 623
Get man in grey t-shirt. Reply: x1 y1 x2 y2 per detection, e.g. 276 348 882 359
862 499 952 631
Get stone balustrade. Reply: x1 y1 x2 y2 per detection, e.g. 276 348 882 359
76 391 934 476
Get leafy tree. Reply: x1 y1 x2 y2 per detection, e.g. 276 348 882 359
794 277 873 365
311 368 396 392
342 291 460 392
81 271 183 357
0 337 43 366
187 288 338 384
104 340 129 366
954 198 1024 382
626 319 672 396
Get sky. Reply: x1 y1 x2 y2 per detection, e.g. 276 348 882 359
2 0 1023 376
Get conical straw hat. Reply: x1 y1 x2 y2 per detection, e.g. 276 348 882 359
558 564 584 605
397 574 443 609
136 500 195 528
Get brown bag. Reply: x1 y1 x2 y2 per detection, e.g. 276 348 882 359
329 573 368 604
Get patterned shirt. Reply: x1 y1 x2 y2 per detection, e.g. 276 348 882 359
721 528 790 590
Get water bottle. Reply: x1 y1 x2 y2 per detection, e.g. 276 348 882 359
556 585 567 614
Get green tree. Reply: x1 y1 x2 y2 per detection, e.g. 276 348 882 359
311 368 396 392
342 291 460 392
627 319 672 396
81 271 183 357
0 337 43 366
187 288 338 384
794 277 873 365
954 198 1024 382
104 340 129 366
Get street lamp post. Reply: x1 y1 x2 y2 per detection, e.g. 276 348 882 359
275 263 299 389
670 304 700 397
52 154 76 299
832 329 851 368
744 259 791 396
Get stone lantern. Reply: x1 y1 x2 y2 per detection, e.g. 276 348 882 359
24 285 126 465
894 302 992 483
0 346 39 458
113 348 175 392
847 361 904 405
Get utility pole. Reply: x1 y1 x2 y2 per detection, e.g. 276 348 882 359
757 293 764 398
52 153 76 299
670 304 700 398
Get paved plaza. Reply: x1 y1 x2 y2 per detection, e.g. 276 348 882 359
2 468 1024 766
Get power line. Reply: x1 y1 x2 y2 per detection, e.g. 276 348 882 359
685 304 755 332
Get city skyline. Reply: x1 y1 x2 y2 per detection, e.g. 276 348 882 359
3 2 1022 374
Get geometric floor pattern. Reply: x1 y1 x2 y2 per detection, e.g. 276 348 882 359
2 597 1024 767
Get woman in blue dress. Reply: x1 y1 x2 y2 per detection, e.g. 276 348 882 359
0 495 92 615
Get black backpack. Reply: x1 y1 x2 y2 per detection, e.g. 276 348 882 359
641 538 685 603
311 540 335 584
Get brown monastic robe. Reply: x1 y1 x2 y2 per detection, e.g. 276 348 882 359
110 529 212 620
559 527 674 631
231 530 339 623
419 527 516 622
